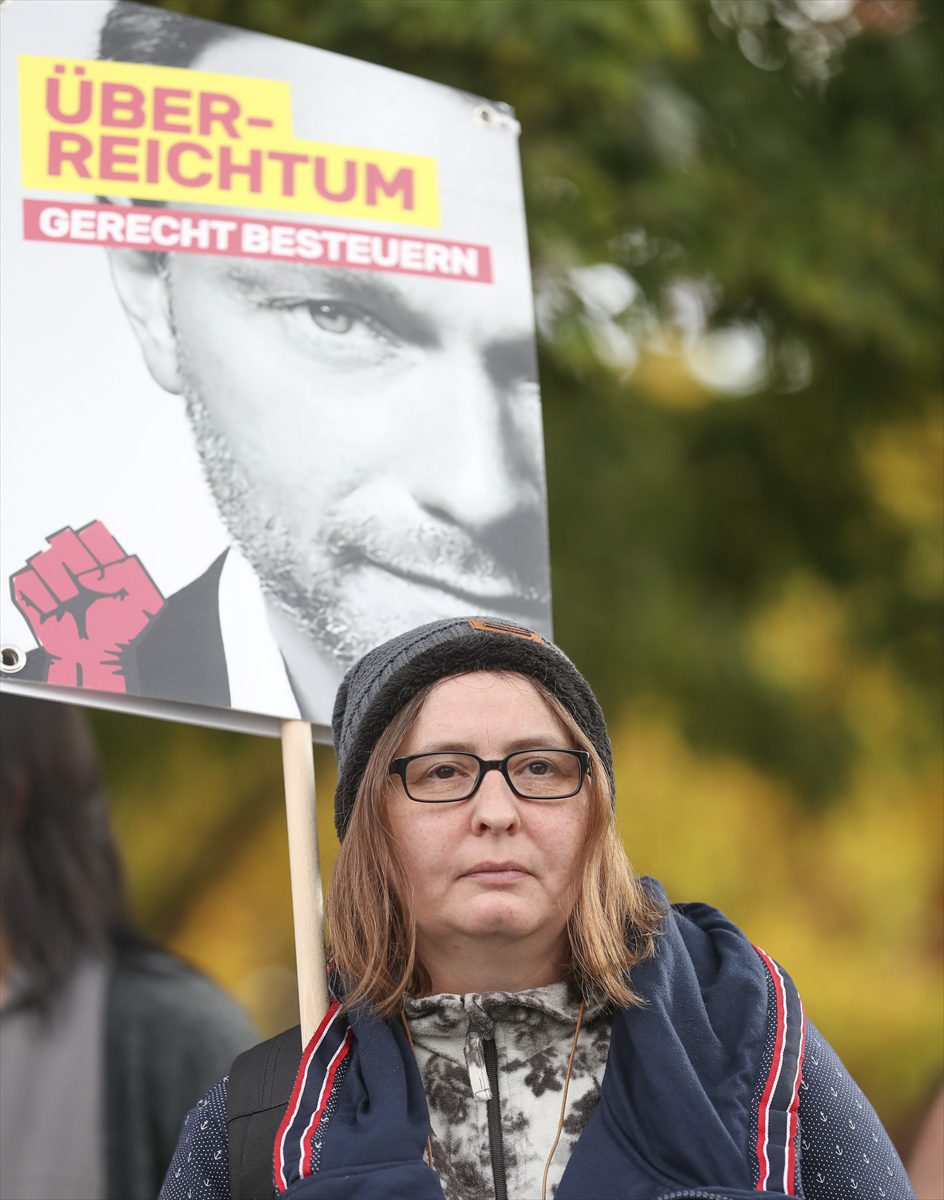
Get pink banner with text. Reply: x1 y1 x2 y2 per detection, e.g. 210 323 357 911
23 199 492 282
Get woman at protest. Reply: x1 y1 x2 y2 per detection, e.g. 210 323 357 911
161 616 914 1200
0 694 257 1200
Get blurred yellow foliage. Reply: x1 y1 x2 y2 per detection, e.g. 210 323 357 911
747 573 849 698
858 412 944 598
142 742 341 1035
612 707 942 1144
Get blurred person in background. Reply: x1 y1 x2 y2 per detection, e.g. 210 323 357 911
0 693 257 1200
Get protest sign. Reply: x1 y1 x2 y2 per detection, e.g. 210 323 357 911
0 0 552 740
0 0 551 1037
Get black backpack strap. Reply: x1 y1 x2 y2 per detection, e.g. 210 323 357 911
227 1025 302 1200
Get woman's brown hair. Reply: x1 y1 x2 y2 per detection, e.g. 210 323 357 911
326 672 665 1016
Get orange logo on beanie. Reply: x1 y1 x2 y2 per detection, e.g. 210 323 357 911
468 618 544 642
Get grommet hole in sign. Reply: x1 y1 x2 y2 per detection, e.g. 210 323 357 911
1 645 26 673
472 104 520 134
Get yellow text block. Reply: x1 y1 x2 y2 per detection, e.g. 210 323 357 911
19 56 440 227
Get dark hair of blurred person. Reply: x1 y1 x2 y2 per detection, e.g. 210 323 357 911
0 693 135 1013
0 693 257 1200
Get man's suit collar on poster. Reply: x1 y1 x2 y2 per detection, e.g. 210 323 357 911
124 547 302 721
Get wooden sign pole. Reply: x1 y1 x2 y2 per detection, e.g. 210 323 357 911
280 719 328 1044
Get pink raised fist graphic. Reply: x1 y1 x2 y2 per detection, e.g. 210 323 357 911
11 522 165 692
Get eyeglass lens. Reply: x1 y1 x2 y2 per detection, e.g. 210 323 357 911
402 750 583 801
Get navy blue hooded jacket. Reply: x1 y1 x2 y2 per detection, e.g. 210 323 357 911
272 887 808 1200
159 883 913 1200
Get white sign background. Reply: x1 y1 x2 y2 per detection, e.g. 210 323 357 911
0 0 551 738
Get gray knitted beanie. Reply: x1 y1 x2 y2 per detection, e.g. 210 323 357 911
332 615 613 840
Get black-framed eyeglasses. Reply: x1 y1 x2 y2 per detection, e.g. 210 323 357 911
388 748 590 803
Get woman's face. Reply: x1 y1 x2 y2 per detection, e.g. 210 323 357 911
386 672 589 981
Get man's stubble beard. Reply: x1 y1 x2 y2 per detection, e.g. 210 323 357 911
178 378 551 675
179 377 376 668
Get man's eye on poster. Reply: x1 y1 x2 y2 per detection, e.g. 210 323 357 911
0 0 552 737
